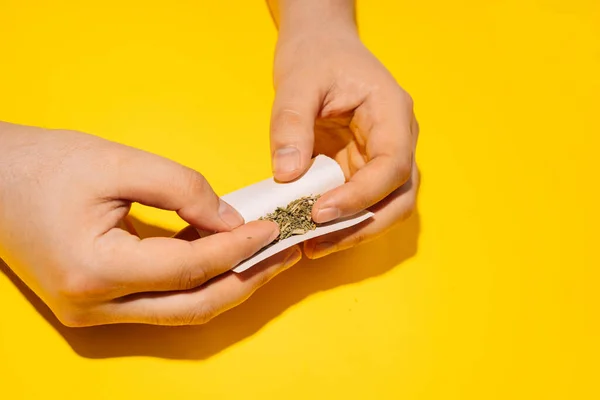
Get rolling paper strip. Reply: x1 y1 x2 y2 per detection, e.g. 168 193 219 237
216 155 374 273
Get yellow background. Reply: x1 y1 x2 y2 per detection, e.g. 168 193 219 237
1 0 598 398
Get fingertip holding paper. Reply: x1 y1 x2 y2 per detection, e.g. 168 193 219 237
208 155 374 273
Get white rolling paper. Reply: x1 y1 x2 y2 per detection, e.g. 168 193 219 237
215 155 374 273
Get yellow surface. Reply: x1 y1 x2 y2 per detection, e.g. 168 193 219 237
0 0 598 398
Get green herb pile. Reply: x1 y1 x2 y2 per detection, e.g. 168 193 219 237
260 195 321 242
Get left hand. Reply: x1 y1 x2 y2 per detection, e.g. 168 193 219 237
270 30 420 259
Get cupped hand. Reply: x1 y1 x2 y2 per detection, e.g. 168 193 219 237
0 122 301 326
270 31 419 259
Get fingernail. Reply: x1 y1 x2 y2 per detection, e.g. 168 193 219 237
312 241 336 259
315 207 341 223
218 199 244 229
273 147 301 174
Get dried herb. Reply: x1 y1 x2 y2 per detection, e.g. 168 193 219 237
260 195 320 242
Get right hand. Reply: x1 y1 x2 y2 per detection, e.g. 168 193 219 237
0 122 301 327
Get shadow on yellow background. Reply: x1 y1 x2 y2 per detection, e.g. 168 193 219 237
1 211 420 359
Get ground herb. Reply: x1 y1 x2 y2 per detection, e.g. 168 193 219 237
260 195 321 242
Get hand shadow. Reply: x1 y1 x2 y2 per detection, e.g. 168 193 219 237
0 209 420 360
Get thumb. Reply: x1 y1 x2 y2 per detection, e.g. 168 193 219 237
270 80 322 181
112 146 243 232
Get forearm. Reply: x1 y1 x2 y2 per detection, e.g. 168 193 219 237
0 122 19 162
267 0 357 37
0 122 34 160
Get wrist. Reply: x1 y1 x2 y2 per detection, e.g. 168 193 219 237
274 0 358 41
0 122 26 156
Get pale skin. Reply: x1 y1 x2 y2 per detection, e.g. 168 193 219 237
0 0 418 327
0 123 301 327
268 0 419 258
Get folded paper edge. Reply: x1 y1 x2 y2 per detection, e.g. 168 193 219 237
232 210 374 273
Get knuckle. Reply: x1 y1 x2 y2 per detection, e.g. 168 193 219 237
402 203 416 221
56 313 82 328
329 229 370 255
341 225 370 249
56 308 96 328
252 271 276 292
271 107 305 137
56 269 107 302
350 186 373 212
412 117 420 138
400 196 417 222
176 264 207 291
180 301 216 325
387 205 416 234
351 233 369 248
400 91 414 109
392 157 413 186
181 168 210 198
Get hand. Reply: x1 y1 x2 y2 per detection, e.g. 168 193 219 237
0 122 301 327
270 29 419 259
